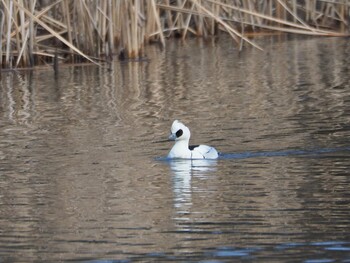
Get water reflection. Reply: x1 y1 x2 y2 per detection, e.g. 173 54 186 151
0 36 350 262
168 159 217 212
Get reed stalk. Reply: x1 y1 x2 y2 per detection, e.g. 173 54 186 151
0 9 4 69
5 0 13 68
0 0 349 69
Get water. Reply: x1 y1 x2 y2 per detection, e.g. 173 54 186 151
1 35 350 262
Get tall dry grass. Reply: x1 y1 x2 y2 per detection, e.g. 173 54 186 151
0 0 349 69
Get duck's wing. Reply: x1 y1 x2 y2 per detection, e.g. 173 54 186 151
189 145 199 150
190 145 218 159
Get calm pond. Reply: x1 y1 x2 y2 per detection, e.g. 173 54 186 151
0 35 350 262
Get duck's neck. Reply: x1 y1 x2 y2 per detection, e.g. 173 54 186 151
171 140 191 158
174 139 189 149
169 139 191 158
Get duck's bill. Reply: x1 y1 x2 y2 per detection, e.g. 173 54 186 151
168 133 176 141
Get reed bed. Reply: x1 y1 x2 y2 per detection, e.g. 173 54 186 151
1 0 349 69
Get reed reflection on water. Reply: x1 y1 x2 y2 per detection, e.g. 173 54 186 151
0 36 350 262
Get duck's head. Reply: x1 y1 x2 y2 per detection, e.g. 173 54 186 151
168 120 191 141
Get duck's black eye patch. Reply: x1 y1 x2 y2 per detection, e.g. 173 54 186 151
176 129 183 138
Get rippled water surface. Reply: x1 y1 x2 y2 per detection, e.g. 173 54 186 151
1 36 350 262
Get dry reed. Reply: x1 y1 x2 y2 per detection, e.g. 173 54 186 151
0 0 349 69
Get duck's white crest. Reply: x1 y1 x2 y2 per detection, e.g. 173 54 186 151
167 120 219 159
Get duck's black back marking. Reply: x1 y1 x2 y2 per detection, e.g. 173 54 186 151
189 145 199 150
176 129 183 138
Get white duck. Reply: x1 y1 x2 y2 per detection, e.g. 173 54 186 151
168 120 219 159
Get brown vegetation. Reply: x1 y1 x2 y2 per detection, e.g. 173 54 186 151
0 0 349 69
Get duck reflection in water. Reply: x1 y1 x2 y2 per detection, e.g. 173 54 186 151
169 159 217 212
